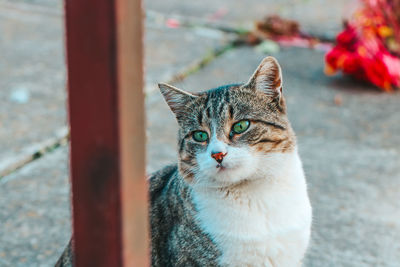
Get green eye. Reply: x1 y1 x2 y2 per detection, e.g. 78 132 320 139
232 120 250 134
193 131 208 142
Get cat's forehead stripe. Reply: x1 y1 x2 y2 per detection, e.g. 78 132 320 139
218 101 225 116
228 105 234 119
205 86 232 121
198 111 203 125
224 88 231 103
253 119 286 130
205 106 211 118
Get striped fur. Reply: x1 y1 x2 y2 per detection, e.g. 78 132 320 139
150 165 220 266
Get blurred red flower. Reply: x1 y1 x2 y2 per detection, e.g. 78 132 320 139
325 0 400 91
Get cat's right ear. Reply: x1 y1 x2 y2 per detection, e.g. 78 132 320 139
244 56 283 99
158 83 197 119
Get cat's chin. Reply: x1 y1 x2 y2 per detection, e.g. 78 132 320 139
194 164 258 189
214 168 241 184
214 175 258 188
197 175 262 192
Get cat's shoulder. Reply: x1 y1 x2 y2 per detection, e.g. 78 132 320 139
148 164 178 200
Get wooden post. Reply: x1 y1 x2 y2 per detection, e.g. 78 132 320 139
64 0 149 265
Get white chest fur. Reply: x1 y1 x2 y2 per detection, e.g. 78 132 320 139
192 152 312 267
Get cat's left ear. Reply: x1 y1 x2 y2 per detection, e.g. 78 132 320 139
244 56 283 99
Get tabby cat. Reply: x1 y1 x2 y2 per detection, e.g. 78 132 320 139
150 56 312 266
56 56 312 267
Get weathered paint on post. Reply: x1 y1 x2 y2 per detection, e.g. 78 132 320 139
116 0 149 266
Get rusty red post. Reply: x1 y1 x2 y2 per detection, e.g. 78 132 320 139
64 0 149 265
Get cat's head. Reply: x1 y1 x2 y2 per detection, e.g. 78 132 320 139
159 56 296 188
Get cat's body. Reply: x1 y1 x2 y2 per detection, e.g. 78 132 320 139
150 153 310 267
56 56 312 267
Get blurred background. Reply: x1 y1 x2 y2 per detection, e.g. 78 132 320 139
1 0 399 266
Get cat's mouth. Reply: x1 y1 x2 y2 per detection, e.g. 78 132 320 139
216 164 227 172
215 163 236 172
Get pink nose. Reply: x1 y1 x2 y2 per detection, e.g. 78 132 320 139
211 152 227 163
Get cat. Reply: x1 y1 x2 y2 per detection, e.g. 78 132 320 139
151 56 312 266
56 56 312 267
